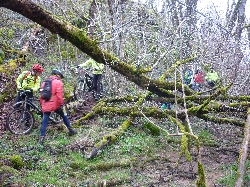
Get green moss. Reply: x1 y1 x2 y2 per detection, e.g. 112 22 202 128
121 120 131 130
10 155 25 170
179 135 192 161
195 162 206 187
169 116 185 132
143 122 160 136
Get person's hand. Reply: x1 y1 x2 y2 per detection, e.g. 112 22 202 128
75 65 80 68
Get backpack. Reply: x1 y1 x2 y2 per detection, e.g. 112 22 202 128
41 79 54 101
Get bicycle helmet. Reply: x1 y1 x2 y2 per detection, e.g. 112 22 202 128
52 69 64 78
32 64 44 72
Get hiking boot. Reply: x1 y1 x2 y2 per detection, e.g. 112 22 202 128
68 128 77 136
40 136 45 145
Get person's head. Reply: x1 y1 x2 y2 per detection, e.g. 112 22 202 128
32 64 44 76
210 67 214 72
52 69 64 79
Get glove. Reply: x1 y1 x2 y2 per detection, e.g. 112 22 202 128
75 65 80 68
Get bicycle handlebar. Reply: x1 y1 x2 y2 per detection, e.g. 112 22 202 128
19 89 32 94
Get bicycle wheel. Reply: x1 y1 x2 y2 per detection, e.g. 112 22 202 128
6 108 34 135
74 80 88 101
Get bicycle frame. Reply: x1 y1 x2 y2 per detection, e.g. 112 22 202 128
13 91 62 124
72 67 104 101
13 97 43 116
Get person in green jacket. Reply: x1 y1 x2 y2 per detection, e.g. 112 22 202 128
77 58 104 101
205 67 219 88
15 64 44 108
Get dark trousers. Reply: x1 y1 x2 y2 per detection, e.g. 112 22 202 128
40 108 71 136
14 91 33 109
93 74 102 97
207 80 215 88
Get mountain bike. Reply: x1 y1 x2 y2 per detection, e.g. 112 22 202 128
73 67 103 101
6 90 69 135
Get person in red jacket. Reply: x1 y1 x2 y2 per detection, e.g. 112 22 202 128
39 69 76 145
193 69 205 92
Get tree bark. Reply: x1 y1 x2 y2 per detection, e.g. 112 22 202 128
234 107 250 187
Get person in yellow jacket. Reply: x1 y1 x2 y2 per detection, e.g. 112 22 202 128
15 64 44 108
77 58 104 101
205 67 219 88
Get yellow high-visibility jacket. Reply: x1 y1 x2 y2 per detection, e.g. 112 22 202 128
79 58 104 75
205 71 219 82
16 71 41 92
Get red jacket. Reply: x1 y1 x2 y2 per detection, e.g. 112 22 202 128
194 72 204 83
40 75 64 112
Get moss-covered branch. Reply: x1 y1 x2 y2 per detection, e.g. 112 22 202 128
200 114 245 127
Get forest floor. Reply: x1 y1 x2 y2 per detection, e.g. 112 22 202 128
0 98 249 187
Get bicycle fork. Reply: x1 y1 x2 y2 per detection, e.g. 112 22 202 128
19 99 30 130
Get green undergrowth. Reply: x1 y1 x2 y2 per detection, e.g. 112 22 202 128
1 115 247 186
0 122 179 186
218 160 250 187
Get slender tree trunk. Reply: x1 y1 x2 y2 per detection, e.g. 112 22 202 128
234 107 250 187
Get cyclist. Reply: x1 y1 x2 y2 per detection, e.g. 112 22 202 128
39 69 76 145
193 69 205 91
205 67 219 88
14 64 44 108
184 66 193 87
77 58 104 101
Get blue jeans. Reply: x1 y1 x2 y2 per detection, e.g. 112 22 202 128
40 108 71 136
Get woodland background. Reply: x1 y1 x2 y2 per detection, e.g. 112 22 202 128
0 0 250 186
